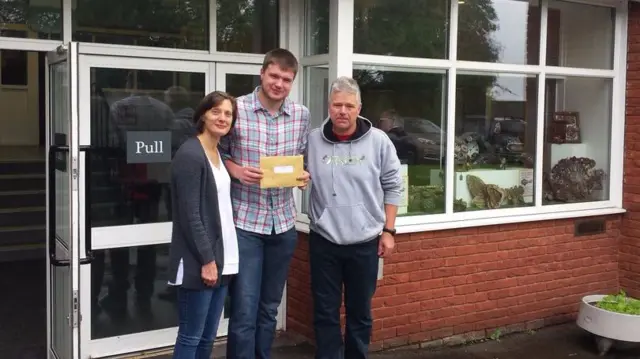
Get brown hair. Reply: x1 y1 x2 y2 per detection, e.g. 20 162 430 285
262 48 299 76
193 91 238 134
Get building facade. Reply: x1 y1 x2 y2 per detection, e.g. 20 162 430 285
0 0 637 358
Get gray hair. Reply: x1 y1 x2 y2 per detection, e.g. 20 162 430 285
329 76 361 105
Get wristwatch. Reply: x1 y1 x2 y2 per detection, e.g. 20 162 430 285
382 227 396 236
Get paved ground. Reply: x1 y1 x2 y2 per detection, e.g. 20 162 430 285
156 323 640 359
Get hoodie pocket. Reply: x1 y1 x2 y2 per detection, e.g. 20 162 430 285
315 203 379 244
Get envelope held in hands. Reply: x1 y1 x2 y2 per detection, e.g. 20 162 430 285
259 155 304 188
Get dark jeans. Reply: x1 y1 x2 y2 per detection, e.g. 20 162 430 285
309 230 380 359
172 285 228 359
226 227 298 359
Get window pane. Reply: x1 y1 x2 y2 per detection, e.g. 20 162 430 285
0 0 61 40
454 73 537 212
547 1 614 69
542 77 611 205
217 0 279 53
301 66 329 215
89 68 205 228
354 0 449 59
355 67 448 216
91 244 176 338
73 0 209 50
458 0 540 65
305 0 329 55
1 50 27 86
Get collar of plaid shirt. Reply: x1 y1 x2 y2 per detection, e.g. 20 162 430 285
248 86 294 116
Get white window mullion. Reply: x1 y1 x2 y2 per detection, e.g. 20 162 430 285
209 0 217 53
609 1 628 208
62 0 72 43
444 0 458 214
535 0 549 207
328 0 354 79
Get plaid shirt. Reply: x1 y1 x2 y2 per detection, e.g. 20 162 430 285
219 87 310 235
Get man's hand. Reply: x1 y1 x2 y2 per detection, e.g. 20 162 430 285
378 232 395 257
297 170 311 190
201 261 218 286
236 166 264 185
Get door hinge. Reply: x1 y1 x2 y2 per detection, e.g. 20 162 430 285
69 290 80 328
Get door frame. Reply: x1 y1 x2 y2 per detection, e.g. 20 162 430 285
46 42 82 359
78 54 211 359
76 55 287 359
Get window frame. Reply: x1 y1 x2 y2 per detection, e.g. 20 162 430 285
295 0 628 234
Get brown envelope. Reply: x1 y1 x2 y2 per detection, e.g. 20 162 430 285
259 155 304 189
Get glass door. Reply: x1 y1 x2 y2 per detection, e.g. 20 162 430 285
214 63 286 333
76 54 211 359
46 43 82 359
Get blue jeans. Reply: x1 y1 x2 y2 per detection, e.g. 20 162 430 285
172 285 228 359
226 227 298 359
309 231 379 359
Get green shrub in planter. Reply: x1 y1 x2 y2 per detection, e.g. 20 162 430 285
596 291 640 315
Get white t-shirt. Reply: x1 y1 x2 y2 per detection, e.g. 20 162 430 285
168 152 239 285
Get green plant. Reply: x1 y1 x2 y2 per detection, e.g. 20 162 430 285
489 328 502 342
595 290 640 315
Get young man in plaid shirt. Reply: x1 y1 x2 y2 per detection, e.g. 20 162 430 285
220 48 310 359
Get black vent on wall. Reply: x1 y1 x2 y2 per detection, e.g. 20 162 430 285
574 218 606 237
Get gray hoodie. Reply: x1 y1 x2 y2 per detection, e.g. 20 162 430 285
307 115 404 245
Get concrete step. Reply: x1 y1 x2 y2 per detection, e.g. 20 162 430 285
0 160 45 175
0 207 46 227
0 242 45 263
0 174 45 192
0 190 46 209
0 225 45 247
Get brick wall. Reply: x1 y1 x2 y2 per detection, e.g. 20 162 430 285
287 217 620 350
621 1 640 299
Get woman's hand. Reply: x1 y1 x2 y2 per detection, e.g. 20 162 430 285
201 261 218 286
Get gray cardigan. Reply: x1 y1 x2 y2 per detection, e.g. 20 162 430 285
168 137 230 289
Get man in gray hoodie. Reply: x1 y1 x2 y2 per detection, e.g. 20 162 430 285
306 76 404 359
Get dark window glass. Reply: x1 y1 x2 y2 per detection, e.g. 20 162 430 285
354 0 449 59
88 68 205 229
216 0 279 53
91 243 233 338
1 50 27 85
0 0 62 40
453 73 538 212
73 0 209 50
354 68 448 216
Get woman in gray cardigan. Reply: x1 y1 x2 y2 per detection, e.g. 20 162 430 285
168 91 239 359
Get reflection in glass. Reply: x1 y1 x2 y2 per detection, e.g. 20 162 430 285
305 0 329 55
224 74 261 98
354 68 447 216
89 68 205 228
0 0 61 40
217 0 279 53
73 0 208 50
354 0 449 59
91 244 178 339
458 0 540 65
454 73 537 212
547 0 614 69
542 77 611 205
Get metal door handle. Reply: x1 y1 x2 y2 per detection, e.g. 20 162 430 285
48 145 94 266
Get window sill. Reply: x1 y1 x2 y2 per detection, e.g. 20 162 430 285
295 206 626 235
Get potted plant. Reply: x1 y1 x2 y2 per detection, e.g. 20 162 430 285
577 291 640 355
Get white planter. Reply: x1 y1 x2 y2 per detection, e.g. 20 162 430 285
576 294 640 355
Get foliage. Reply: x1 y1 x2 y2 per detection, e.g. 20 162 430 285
595 291 640 315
